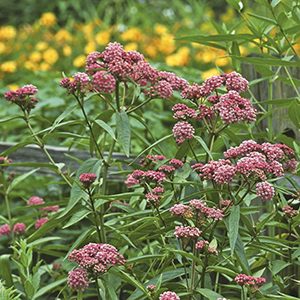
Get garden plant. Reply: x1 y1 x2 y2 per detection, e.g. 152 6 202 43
0 1 300 300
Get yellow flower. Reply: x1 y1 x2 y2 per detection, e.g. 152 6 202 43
55 29 72 43
82 23 94 39
7 84 19 91
63 45 72 56
43 48 59 65
29 51 42 63
144 44 157 58
201 51 216 63
201 68 218 80
40 12 57 27
124 42 138 51
121 27 143 42
0 26 16 40
154 24 168 35
157 33 175 54
95 31 110 45
36 42 49 51
73 55 86 67
39 62 51 71
0 42 6 53
216 55 230 67
1 61 17 73
85 41 96 54
24 61 37 71
166 47 190 67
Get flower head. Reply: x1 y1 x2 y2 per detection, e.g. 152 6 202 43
4 84 38 112
0 224 10 236
159 291 180 300
68 268 89 291
172 121 195 144
27 196 45 206
35 217 49 229
13 223 26 235
79 173 97 188
256 181 275 201
174 226 201 239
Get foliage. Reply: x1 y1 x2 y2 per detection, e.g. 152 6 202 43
0 1 299 299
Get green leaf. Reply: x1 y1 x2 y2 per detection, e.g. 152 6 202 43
231 56 300 67
110 268 148 296
28 237 61 248
288 102 300 127
33 278 66 300
228 205 240 255
194 136 213 160
63 209 90 229
7 169 38 193
65 228 95 258
94 119 116 140
116 111 131 157
177 33 254 43
60 158 101 218
0 255 13 287
235 236 250 273
196 288 224 300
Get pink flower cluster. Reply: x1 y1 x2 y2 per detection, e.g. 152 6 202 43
255 181 275 201
0 156 12 165
0 223 26 236
125 156 183 206
68 242 125 274
195 239 218 255
79 173 97 188
190 199 224 220
27 196 58 228
172 72 254 143
4 84 38 112
159 291 180 300
193 140 297 201
172 121 195 144
234 274 266 287
282 205 298 218
67 243 125 291
174 226 202 239
170 204 193 218
67 268 89 291
62 42 187 99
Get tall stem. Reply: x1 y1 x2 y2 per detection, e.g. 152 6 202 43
24 113 72 187
190 241 197 295
4 192 12 233
87 189 104 243
95 278 102 300
74 95 106 163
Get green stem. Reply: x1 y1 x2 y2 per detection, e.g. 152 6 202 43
24 113 72 187
87 189 104 243
95 278 102 300
127 97 154 114
4 192 13 235
190 241 197 294
74 95 106 163
115 81 120 112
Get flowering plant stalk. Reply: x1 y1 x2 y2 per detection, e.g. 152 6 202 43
1 42 299 300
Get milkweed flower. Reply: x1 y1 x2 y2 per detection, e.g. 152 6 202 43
79 173 97 188
172 121 195 144
159 291 180 300
35 217 49 229
174 226 201 239
27 196 45 206
234 274 266 287
68 243 125 276
256 181 275 201
0 224 10 236
40 205 60 213
13 223 26 235
282 205 298 218
67 268 89 291
4 84 38 112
